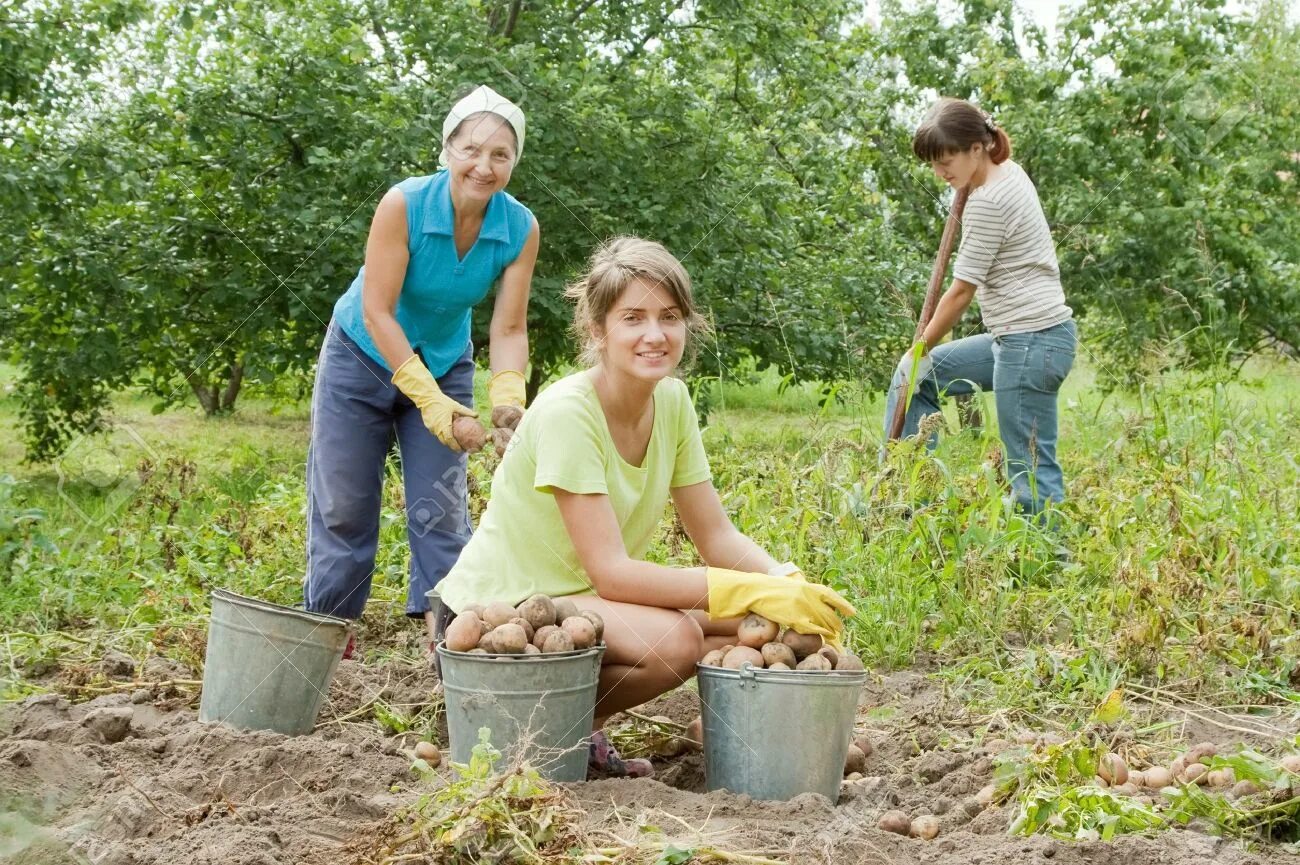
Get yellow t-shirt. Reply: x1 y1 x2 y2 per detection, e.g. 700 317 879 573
437 371 712 613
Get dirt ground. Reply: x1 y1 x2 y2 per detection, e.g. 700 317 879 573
1 646 1295 865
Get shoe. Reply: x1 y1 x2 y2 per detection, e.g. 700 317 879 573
341 632 357 660
588 729 654 779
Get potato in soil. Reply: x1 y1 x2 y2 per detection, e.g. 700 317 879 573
843 744 867 775
515 594 556 630
736 613 779 649
414 741 441 766
760 642 796 668
1097 753 1128 786
684 717 703 751
444 612 484 652
1142 766 1172 788
853 735 873 758
877 810 911 835
781 630 823 659
722 646 764 669
909 815 939 840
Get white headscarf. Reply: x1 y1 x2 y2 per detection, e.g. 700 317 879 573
438 85 526 168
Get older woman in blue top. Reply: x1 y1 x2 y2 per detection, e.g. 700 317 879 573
305 86 540 652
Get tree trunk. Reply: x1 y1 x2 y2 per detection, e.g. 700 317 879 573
185 359 243 415
526 365 547 405
220 361 244 411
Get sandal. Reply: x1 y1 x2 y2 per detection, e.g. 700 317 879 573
588 729 654 779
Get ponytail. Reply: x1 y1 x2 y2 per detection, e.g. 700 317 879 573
912 97 1013 164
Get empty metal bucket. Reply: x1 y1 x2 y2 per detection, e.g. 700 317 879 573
697 662 866 801
436 642 604 782
199 589 349 736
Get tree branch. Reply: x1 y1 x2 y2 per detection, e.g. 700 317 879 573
569 0 601 24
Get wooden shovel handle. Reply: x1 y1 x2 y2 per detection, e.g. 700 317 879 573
886 186 971 442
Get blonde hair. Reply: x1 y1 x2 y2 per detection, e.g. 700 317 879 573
565 236 710 366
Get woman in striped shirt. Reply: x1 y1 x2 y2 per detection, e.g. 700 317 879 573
884 98 1078 517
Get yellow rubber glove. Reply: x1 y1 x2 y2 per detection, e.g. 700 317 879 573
487 369 527 409
768 563 845 651
707 568 855 639
391 355 478 452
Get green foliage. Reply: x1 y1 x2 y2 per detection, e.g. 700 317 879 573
5 0 1297 458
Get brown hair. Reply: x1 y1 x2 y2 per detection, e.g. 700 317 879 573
911 98 1011 164
565 236 711 366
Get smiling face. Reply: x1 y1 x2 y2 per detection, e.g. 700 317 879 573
444 113 517 202
595 277 687 383
929 143 987 189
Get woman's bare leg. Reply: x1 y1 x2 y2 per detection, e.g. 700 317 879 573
569 596 704 726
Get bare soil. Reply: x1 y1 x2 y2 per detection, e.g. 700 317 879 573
0 651 1294 865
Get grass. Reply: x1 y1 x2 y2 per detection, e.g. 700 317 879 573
1 357 1298 738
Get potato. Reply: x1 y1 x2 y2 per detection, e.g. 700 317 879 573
492 404 524 431
579 609 605 641
523 643 541 655
853 735 874 759
444 611 484 652
817 645 840 668
1186 742 1217 765
700 649 726 667
552 597 580 623
736 613 779 649
541 630 575 653
492 623 528 655
1181 763 1209 785
844 744 867 775
975 784 996 806
532 625 560 650
477 629 500 653
1128 770 1146 788
1232 779 1262 797
508 617 535 642
482 602 517 629
1093 775 1110 789
561 616 597 649
1143 766 1173 788
1097 753 1129 786
515 594 556 630
1281 755 1300 774
909 815 940 840
452 416 487 452
781 629 823 659
722 646 764 669
846 772 863 781
1169 756 1187 778
467 647 488 655
796 653 832 671
760 642 797 668
767 662 792 671
1111 782 1138 796
462 603 486 618
414 741 441 766
1206 768 1234 787
877 810 911 835
836 653 865 672
684 716 703 752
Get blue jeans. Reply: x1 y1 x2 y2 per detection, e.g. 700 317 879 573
882 320 1077 515
304 320 475 620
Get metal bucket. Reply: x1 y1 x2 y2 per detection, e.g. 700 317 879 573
198 589 349 736
697 662 866 801
436 642 604 782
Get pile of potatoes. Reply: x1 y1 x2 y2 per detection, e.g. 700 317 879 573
698 613 865 672
877 810 941 840
442 594 604 656
1093 743 1300 799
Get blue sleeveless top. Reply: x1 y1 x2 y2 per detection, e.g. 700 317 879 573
333 171 535 375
